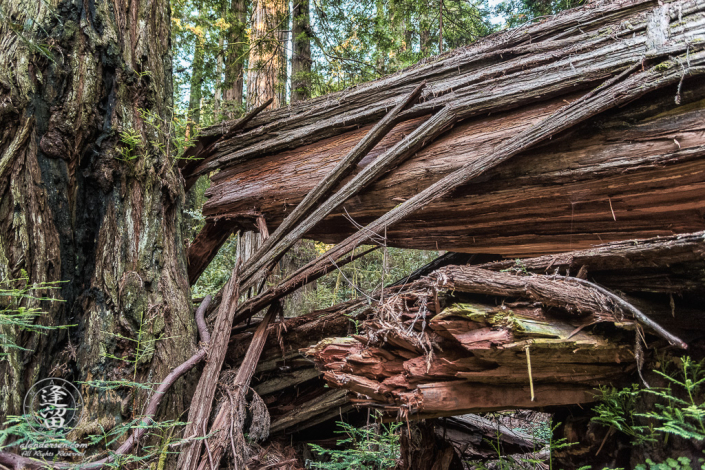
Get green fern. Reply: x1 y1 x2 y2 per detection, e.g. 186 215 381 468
308 420 401 469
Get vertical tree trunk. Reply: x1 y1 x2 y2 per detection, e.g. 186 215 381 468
247 0 287 109
214 1 227 117
397 420 458 470
277 4 290 107
374 0 386 73
188 36 206 128
438 0 443 54
420 1 432 58
224 0 247 114
291 0 312 102
0 0 194 449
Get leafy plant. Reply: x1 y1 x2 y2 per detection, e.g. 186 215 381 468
307 420 401 469
116 128 144 161
635 456 704 470
593 357 705 445
0 414 78 451
592 357 705 469
592 384 657 445
0 274 67 358
639 357 705 441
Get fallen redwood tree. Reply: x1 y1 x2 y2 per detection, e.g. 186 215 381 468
185 0 705 286
219 295 551 464
199 231 702 468
173 1 705 468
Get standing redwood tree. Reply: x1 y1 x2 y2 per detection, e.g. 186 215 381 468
247 0 288 108
292 0 312 102
0 0 196 448
224 0 248 112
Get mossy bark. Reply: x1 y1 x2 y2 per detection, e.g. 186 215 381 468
0 0 195 447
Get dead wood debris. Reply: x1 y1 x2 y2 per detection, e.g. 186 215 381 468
302 231 704 420
185 0 705 276
174 1 705 468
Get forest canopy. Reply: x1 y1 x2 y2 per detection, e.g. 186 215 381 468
170 0 567 128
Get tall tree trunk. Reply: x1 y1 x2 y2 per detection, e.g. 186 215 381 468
224 0 247 115
438 0 443 54
277 5 290 107
247 0 287 109
374 0 386 73
291 0 312 102
0 0 194 450
188 35 206 129
420 1 432 58
214 1 227 117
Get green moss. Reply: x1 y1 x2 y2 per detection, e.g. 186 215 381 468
654 61 673 71
437 302 493 323
489 310 523 331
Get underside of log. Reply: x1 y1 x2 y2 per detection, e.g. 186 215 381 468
301 231 705 419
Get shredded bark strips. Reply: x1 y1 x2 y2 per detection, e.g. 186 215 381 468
303 266 690 419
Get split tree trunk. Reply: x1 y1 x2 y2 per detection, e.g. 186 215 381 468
0 0 195 449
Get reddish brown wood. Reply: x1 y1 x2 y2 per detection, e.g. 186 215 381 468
203 85 705 257
187 220 236 285
196 302 282 470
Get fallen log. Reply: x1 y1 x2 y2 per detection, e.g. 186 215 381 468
238 82 427 288
305 293 635 418
223 298 368 435
188 0 703 176
230 45 705 330
186 0 705 270
302 231 705 420
443 413 546 459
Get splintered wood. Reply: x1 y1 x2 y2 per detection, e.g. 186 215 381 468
303 232 705 420
184 0 705 282
303 286 633 419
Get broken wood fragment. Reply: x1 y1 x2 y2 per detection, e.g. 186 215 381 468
178 264 241 470
196 301 282 470
239 81 427 287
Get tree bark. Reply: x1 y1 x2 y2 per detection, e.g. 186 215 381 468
248 0 288 109
224 0 248 114
291 0 312 102
214 0 227 116
398 420 458 470
189 36 206 128
0 0 194 453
